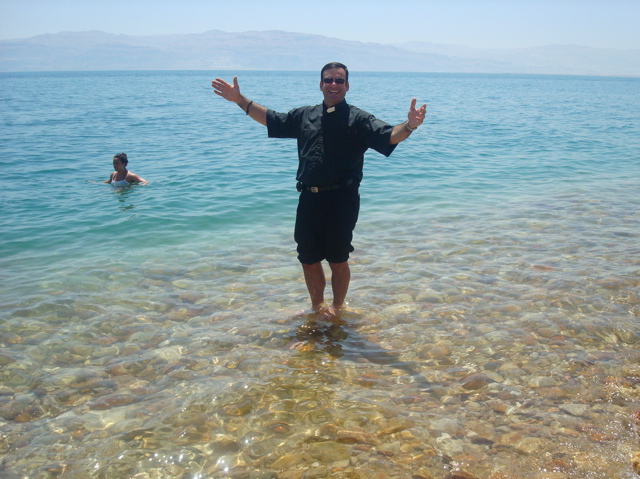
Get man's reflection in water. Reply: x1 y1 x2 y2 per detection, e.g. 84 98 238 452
286 315 430 389
288 317 349 358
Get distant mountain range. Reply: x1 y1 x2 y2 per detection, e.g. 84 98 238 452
1 30 638 76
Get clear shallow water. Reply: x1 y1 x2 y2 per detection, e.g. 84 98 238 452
1 71 640 478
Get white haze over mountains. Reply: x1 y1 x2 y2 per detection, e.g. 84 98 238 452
1 30 638 76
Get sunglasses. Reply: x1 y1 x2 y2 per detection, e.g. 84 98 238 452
322 77 346 85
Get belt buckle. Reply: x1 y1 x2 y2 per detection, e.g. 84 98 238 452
310 186 319 193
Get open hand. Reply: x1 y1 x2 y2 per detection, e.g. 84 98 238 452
407 98 427 129
211 76 242 103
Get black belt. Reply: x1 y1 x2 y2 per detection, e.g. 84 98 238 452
304 184 343 193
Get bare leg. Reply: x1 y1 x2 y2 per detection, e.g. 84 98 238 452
301 262 326 311
328 261 350 313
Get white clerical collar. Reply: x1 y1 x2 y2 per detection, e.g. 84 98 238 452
326 106 336 113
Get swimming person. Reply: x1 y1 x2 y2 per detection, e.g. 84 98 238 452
212 62 426 317
104 153 147 187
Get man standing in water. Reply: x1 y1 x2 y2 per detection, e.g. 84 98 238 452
212 62 426 317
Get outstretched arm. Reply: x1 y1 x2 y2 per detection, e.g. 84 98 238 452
211 76 268 127
389 98 427 145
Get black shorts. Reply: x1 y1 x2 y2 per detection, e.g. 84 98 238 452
294 186 360 264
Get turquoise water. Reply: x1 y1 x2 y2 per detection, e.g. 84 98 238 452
1 71 640 478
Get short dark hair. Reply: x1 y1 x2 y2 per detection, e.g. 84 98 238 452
321 62 349 81
114 153 128 166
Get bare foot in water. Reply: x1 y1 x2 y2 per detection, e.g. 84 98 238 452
317 303 347 322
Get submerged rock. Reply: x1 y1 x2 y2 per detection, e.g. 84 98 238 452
559 403 589 417
460 373 488 390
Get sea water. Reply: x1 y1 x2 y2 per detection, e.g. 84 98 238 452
1 70 639 478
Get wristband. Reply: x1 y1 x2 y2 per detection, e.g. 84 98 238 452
405 121 417 132
246 101 254 115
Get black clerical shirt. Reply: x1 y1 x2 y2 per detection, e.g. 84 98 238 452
267 100 397 187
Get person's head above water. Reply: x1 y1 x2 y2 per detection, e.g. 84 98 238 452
113 153 128 168
105 153 147 185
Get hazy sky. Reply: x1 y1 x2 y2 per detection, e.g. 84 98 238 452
1 0 639 49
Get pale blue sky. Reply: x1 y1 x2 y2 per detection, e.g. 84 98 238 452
1 0 639 49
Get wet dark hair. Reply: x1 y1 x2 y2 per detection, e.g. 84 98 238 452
321 62 349 81
113 153 128 166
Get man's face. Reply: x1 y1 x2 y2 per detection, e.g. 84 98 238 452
320 67 349 107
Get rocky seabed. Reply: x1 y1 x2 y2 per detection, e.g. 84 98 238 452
2 195 640 478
